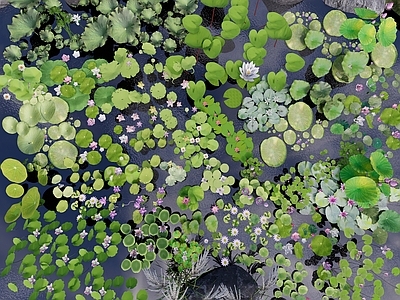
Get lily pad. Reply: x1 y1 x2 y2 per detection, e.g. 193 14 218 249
289 80 310 101
370 151 393 178
260 137 287 168
285 24 308 51
4 203 21 223
345 176 379 208
305 30 324 50
1 158 27 183
312 58 332 78
21 186 40 219
48 141 78 169
310 235 332 256
6 183 24 198
17 127 45 154
108 7 140 44
288 102 313 131
371 43 397 68
323 10 347 37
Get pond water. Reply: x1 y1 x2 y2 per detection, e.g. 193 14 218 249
0 0 400 299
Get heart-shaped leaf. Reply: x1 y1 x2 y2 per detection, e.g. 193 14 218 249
249 29 268 48
182 15 202 34
285 53 305 72
221 21 240 40
187 80 206 101
203 38 222 59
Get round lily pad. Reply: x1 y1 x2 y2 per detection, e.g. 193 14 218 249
323 10 347 37
260 137 287 167
283 130 296 145
328 42 342 56
311 124 324 139
56 200 69 213
345 176 379 208
288 102 313 131
17 127 45 154
6 183 24 198
19 103 41 127
286 24 308 51
16 122 30 136
371 43 398 68
332 55 355 83
48 141 78 169
1 158 27 183
2 116 18 134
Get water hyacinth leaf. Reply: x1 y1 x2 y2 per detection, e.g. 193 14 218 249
323 10 347 37
354 7 378 19
310 235 332 256
312 58 332 77
108 8 140 44
8 8 41 41
371 43 397 68
17 127 45 154
289 80 310 100
378 210 400 233
21 187 40 219
205 214 218 232
221 21 240 39
305 30 324 49
223 88 242 108
339 18 365 39
342 51 369 77
345 176 379 208
358 24 376 45
285 53 305 72
370 151 393 178
377 17 397 47
48 141 78 169
4 203 21 223
96 0 118 14
285 24 308 51
260 137 287 167
288 102 313 131
1 158 27 183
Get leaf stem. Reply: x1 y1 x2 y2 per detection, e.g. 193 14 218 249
254 0 260 16
210 7 215 28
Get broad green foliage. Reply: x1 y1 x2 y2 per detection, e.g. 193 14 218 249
8 8 41 41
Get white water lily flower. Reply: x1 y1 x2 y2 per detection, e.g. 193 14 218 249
239 61 260 82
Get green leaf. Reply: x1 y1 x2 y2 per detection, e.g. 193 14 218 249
203 38 222 59
310 235 332 256
82 15 109 51
260 137 287 167
342 51 369 77
312 58 332 77
370 151 393 178
378 210 400 233
249 29 268 48
205 215 218 232
358 24 376 45
289 80 310 100
354 7 379 20
345 176 379 208
1 158 27 183
8 8 40 42
8 282 18 292
339 18 365 39
267 70 287 92
108 7 140 44
223 88 242 108
182 15 202 34
305 30 324 50
285 53 305 72
377 17 397 47
4 203 21 223
21 187 40 219
220 21 240 39
266 12 292 40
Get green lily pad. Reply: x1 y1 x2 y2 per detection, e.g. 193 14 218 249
288 102 313 131
285 24 308 51
312 58 332 78
332 55 355 83
1 158 27 183
371 43 397 68
17 126 45 154
2 116 18 134
21 186 40 219
48 141 78 169
6 183 24 198
377 17 397 47
289 80 310 101
323 10 347 37
305 30 324 50
310 235 332 256
345 176 379 208
19 103 41 127
260 136 287 167
4 203 21 223
370 151 393 178
108 7 140 44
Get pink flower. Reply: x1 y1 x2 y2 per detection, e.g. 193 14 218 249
126 125 135 133
87 118 95 126
131 113 139 121
381 245 390 255
328 195 337 204
192 106 197 112
339 211 348 218
113 186 120 193
176 102 182 107
109 210 117 219
181 80 190 89
167 100 174 107
87 99 95 106
182 197 189 204
361 106 370 115
291 232 300 242
211 205 219 214
392 104 398 109
386 2 393 10
62 54 70 62
64 76 72 84
347 199 355 206
322 261 332 270
381 13 387 18
89 141 98 150
355 84 363 92
136 121 142 128
115 167 123 175
116 114 125 122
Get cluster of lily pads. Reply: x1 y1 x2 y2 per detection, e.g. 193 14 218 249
1 0 400 300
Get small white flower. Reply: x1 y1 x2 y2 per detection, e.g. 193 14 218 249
91 258 99 267
54 85 61 96
3 93 11 100
231 207 238 215
80 230 88 239
47 283 54 292
40 244 48 253
220 235 229 244
230 228 239 236
180 147 186 153
232 239 241 249
94 213 102 221
221 257 229 266
99 287 106 296
260 215 268 224
330 228 339 238
195 137 200 143
242 209 251 219
203 239 209 244
73 82 79 86
72 51 80 58
282 243 294 255
98 114 106 122
203 153 209 159
71 14 81 26
18 64 25 71
354 116 365 126
216 187 224 195
301 238 307 244
91 67 101 76
76 214 83 221
33 229 40 237
62 254 69 263
239 61 260 82
190 138 195 143
196 125 202 131
54 227 63 235
79 151 88 162
119 134 128 144
254 227 262 236
28 275 36 285
273 234 281 242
